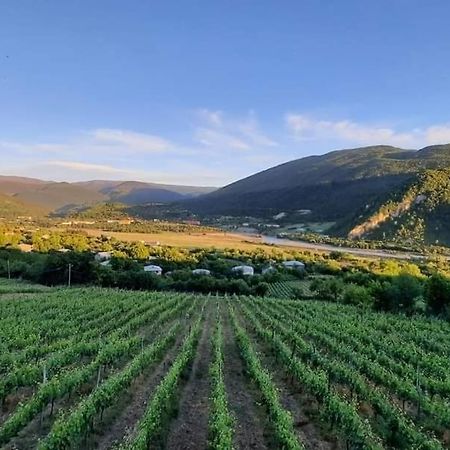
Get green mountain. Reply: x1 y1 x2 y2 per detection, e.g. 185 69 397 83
348 168 450 245
188 144 450 244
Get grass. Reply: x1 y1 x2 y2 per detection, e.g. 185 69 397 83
0 278 50 294
83 229 287 251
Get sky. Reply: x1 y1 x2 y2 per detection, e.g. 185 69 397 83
2 1 450 186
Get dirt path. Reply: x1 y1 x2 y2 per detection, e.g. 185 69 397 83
222 305 270 450
93 323 188 450
165 303 214 450
236 306 342 450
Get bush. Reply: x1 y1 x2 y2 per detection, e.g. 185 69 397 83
342 284 373 308
425 274 450 317
310 277 344 302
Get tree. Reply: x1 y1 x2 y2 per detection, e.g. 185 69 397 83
128 242 150 260
310 277 344 302
425 274 450 316
371 273 423 314
342 284 373 308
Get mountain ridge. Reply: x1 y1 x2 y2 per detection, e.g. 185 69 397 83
187 144 450 244
0 176 216 213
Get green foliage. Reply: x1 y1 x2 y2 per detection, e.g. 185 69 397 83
230 305 304 450
310 277 345 302
371 273 423 314
342 284 374 308
209 317 234 450
425 274 450 318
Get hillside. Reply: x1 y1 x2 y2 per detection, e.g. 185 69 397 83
189 144 450 213
0 192 49 218
349 168 450 245
14 182 107 211
0 176 216 215
78 180 215 204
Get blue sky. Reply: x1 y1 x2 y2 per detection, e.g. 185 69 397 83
2 1 450 186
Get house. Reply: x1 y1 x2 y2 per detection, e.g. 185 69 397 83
192 269 211 276
282 260 305 271
144 264 163 276
95 251 112 262
262 266 277 275
231 265 254 276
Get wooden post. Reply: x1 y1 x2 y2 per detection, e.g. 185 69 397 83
96 365 102 388
68 263 72 287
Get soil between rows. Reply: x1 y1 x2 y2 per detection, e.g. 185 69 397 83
165 302 214 450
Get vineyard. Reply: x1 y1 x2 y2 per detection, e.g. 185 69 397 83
0 283 450 449
267 280 311 298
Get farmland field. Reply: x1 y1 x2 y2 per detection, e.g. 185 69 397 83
1 284 450 449
267 280 312 298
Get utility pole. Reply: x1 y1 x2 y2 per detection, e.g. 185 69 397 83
68 263 72 287
7 259 10 280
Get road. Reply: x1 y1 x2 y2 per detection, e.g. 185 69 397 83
259 235 426 261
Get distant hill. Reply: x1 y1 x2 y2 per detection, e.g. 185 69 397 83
0 192 49 218
0 176 216 216
188 144 450 244
75 180 215 204
14 182 107 211
0 176 48 195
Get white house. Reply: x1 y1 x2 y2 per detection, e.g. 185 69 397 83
282 260 305 271
95 251 112 262
262 266 277 275
144 264 163 276
231 265 254 276
192 269 211 276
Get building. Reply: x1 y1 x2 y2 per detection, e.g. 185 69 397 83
95 251 112 262
143 264 163 276
282 260 305 271
231 265 254 276
192 269 211 276
262 266 277 275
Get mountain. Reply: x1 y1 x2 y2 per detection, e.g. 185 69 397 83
348 168 450 245
0 176 216 216
74 180 215 204
0 176 48 195
188 144 450 243
0 192 49 218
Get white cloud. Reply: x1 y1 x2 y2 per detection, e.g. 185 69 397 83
197 109 223 126
194 109 277 151
44 160 133 174
425 125 450 144
5 111 450 189
286 114 416 147
91 129 171 153
195 128 251 150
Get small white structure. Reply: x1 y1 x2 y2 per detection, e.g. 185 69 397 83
144 264 163 276
282 260 305 271
192 269 211 276
262 266 277 275
100 260 111 267
95 251 112 262
231 265 254 276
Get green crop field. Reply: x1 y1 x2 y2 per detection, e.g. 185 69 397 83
0 278 50 295
0 284 449 449
267 280 312 298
